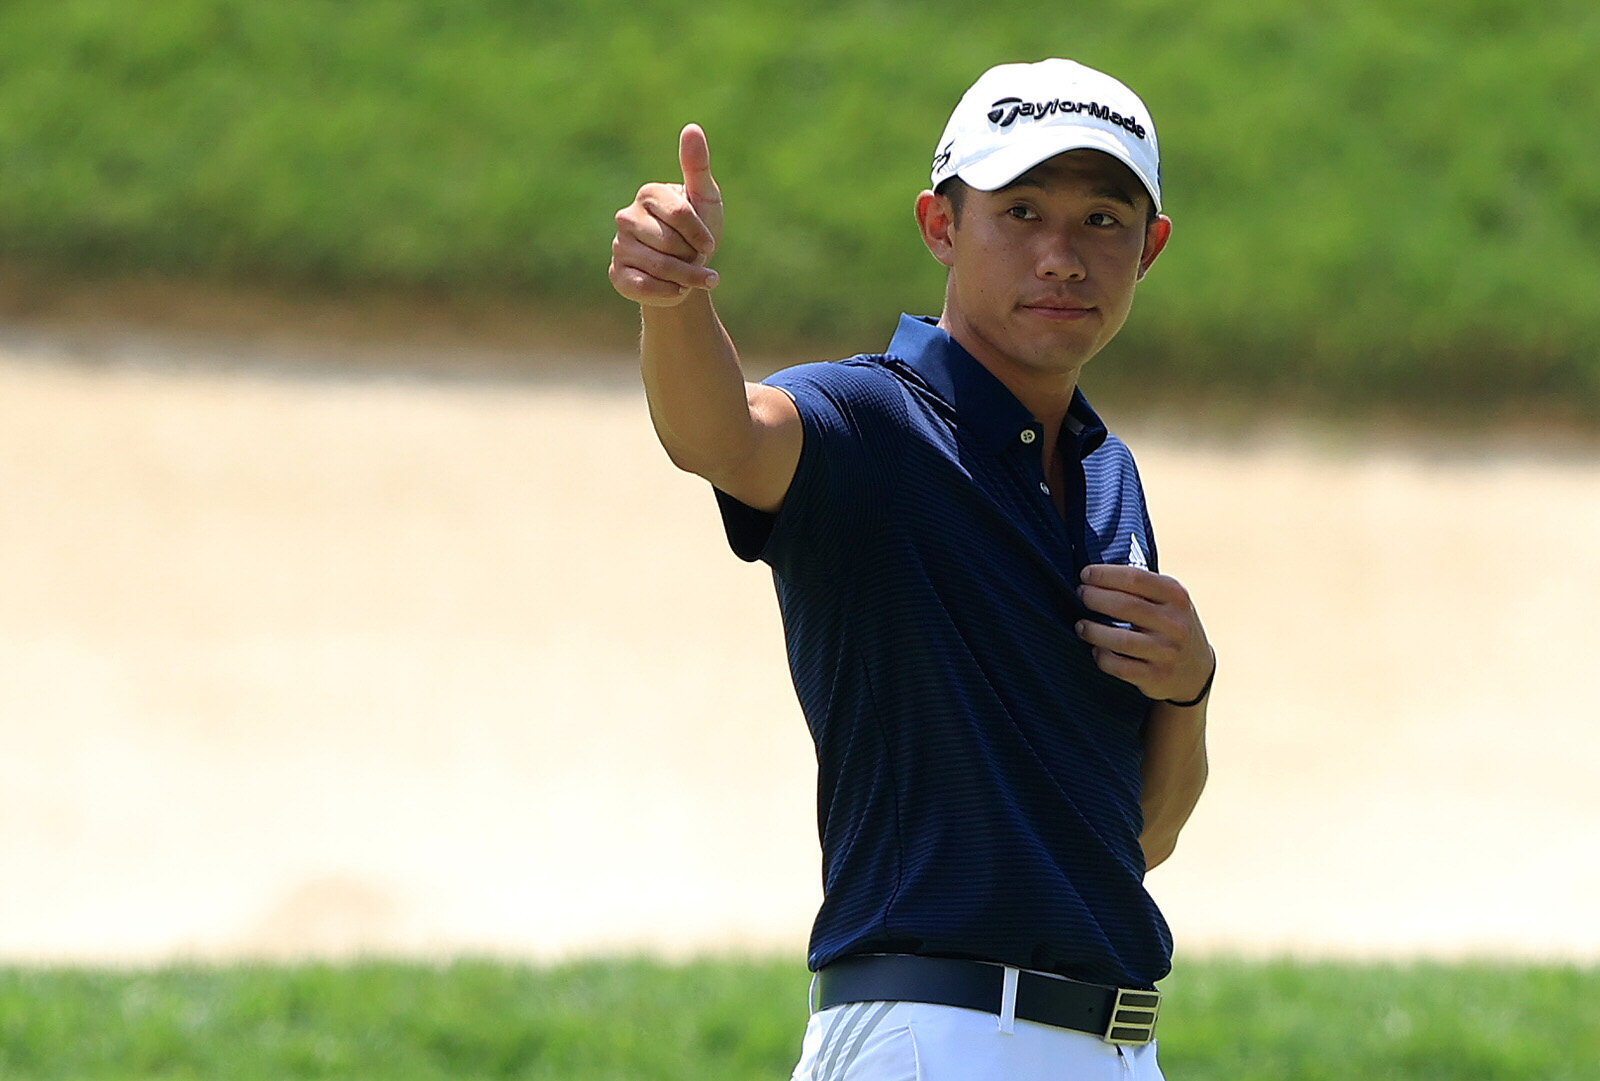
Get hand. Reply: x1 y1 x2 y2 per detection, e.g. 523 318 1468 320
1075 564 1214 704
609 123 725 307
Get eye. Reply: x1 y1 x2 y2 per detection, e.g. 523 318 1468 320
1086 211 1121 227
1006 204 1041 222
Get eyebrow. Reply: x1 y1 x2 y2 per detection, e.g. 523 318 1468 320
1000 172 1138 209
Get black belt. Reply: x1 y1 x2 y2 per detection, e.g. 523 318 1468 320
816 954 1162 1046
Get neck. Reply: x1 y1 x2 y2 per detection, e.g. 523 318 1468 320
936 313 1082 439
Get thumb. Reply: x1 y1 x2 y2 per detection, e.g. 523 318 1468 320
678 123 723 224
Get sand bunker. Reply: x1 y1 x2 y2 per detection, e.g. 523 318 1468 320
2 330 1597 965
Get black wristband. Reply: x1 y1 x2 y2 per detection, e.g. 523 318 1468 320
1162 654 1215 708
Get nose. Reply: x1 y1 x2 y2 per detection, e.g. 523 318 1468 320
1037 229 1087 281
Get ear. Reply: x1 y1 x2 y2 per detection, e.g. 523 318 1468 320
1136 214 1172 280
916 189 958 269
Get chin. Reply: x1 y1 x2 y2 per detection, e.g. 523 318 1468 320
1017 332 1100 371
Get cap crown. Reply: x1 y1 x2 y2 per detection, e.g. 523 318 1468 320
931 59 1161 211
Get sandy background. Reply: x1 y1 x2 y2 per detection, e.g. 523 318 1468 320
2 320 1598 967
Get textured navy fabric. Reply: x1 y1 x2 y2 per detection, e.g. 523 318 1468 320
716 315 1171 989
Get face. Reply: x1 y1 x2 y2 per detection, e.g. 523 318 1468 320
917 149 1171 388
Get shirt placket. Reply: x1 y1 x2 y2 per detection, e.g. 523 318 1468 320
1015 423 1085 576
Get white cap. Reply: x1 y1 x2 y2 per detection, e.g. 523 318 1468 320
930 58 1161 211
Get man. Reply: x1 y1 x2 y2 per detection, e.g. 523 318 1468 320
609 58 1213 1081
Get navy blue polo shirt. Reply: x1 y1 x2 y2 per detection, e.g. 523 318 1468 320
716 314 1171 989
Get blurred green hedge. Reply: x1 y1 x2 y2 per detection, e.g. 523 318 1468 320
2 0 1596 413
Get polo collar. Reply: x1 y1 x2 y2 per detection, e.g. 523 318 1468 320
886 314 1109 459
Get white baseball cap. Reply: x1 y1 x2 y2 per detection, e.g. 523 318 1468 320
930 58 1162 212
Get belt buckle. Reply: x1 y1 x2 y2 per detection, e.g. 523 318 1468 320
1102 987 1162 1046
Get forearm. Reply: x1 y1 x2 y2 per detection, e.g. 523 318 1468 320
640 292 751 475
1138 697 1209 870
1073 565 1212 869
639 294 799 513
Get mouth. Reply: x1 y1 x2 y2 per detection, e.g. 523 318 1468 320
1020 300 1096 322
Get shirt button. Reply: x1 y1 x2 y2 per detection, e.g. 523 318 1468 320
1020 429 1037 445
1039 482 1051 495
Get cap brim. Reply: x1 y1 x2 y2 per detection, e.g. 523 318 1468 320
955 126 1161 212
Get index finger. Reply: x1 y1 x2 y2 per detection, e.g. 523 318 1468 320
1079 563 1183 604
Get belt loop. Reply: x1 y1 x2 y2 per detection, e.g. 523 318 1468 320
998 966 1019 1034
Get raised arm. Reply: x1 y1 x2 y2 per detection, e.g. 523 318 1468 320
608 124 801 513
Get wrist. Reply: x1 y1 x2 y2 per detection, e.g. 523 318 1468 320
1162 650 1215 708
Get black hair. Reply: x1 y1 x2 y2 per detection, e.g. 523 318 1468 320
934 177 969 223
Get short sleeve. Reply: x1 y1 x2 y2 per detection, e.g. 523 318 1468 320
715 358 906 580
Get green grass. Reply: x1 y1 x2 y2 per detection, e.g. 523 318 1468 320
2 0 1598 414
1 957 1596 1080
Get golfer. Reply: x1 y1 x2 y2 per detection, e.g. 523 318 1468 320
610 57 1214 1081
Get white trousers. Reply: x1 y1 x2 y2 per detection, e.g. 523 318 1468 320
790 1000 1165 1081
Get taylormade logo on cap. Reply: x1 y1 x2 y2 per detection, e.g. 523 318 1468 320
931 58 1162 212
985 96 1147 140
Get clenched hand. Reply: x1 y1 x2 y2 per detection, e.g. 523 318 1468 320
609 124 725 306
